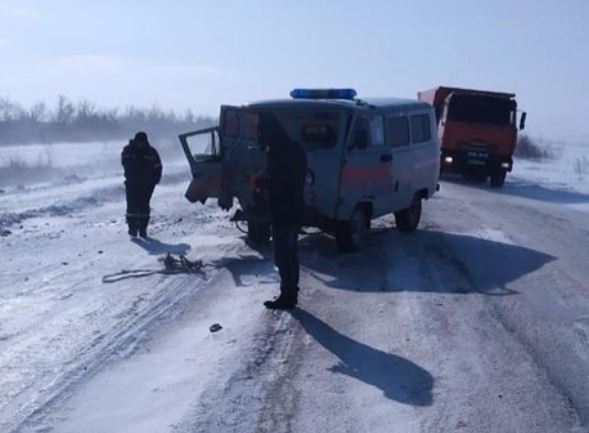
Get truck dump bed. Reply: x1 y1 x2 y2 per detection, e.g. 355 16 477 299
418 86 516 121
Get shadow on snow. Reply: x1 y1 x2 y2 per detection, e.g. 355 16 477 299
291 308 434 406
443 175 589 205
297 228 554 295
131 237 191 256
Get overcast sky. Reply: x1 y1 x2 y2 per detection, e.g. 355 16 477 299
1 0 588 141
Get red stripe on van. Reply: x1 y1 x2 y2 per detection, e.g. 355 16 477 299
340 165 391 188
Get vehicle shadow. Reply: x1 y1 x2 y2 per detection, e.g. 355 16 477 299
496 180 589 205
209 253 274 287
444 176 589 205
131 237 191 256
298 228 555 295
290 308 434 406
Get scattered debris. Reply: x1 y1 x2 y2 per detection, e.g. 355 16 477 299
102 253 205 283
0 230 11 237
209 323 223 333
160 253 203 272
98 250 104 254
62 262 69 266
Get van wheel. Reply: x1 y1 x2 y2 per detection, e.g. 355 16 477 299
336 206 369 253
395 194 422 233
247 220 271 245
490 169 507 188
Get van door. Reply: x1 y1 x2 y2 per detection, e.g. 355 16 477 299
386 115 414 210
179 105 241 209
180 126 223 205
338 114 393 220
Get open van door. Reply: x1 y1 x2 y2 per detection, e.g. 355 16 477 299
179 126 224 205
179 105 241 210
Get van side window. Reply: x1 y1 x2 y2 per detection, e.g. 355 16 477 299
411 114 431 143
387 116 410 147
351 117 369 149
369 115 385 146
223 110 239 137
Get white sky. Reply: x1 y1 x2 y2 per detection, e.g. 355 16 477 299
1 0 588 141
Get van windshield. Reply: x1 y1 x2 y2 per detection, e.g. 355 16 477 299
447 94 516 127
246 110 342 150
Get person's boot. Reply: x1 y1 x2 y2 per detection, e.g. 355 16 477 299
127 218 138 237
263 290 297 310
138 217 149 238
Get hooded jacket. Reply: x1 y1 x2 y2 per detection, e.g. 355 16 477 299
258 113 307 227
121 132 162 187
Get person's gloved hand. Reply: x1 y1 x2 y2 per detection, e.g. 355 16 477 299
248 174 259 189
247 172 266 190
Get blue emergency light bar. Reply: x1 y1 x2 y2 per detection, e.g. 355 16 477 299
290 88 357 100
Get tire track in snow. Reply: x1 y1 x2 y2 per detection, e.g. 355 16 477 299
3 265 218 433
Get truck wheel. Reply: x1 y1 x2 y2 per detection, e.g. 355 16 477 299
490 169 507 188
395 194 422 233
247 220 271 245
336 206 368 253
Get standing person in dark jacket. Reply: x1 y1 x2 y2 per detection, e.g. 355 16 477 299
253 113 307 310
121 131 162 238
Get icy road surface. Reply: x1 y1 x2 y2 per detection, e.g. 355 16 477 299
1 167 589 432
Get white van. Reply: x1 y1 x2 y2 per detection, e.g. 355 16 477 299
180 89 440 252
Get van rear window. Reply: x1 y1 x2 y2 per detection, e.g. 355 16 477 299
223 110 240 137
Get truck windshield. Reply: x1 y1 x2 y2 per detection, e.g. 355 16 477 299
447 94 516 126
249 110 341 150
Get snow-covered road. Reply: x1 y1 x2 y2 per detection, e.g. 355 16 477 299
1 164 589 433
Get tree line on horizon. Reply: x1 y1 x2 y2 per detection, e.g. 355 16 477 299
0 95 215 145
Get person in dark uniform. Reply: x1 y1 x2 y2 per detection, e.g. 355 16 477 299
121 131 162 238
253 113 307 310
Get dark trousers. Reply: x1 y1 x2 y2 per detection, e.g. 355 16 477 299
125 182 155 232
272 225 300 299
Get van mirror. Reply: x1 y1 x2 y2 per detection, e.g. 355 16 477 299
519 112 527 131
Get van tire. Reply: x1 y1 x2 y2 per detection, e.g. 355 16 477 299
395 194 422 233
490 169 507 188
336 206 368 253
247 220 271 245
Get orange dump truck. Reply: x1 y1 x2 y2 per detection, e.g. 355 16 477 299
418 86 526 187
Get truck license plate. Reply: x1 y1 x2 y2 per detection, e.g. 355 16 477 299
467 159 486 166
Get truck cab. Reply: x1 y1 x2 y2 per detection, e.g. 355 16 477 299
180 89 440 252
418 86 526 187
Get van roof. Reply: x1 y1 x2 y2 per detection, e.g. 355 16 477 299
244 97 430 112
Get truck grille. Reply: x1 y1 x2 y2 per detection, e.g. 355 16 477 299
460 141 497 153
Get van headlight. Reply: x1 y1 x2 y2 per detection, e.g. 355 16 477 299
444 156 454 164
306 169 315 186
